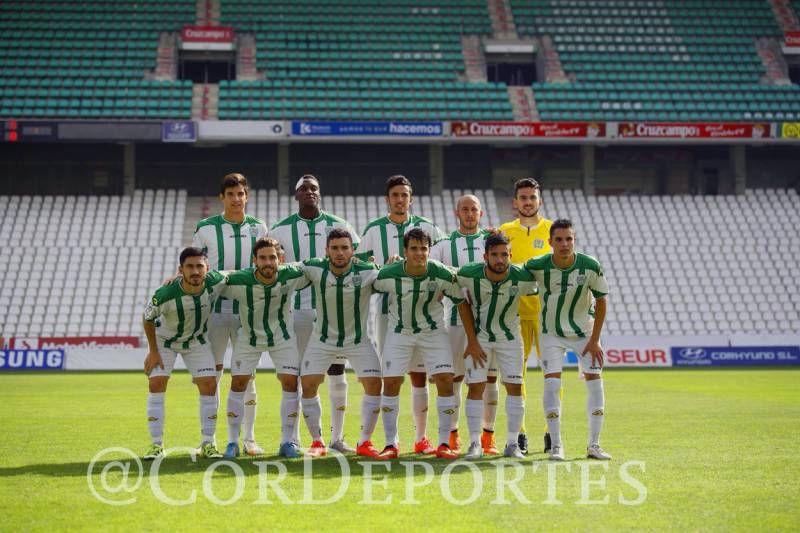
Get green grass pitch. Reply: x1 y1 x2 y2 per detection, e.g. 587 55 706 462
1 369 798 531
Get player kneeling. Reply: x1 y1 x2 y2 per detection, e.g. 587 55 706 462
456 232 537 459
296 229 383 458
142 248 227 460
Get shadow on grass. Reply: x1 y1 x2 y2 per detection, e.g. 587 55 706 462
0 451 568 480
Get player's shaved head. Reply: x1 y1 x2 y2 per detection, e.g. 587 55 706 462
456 194 481 210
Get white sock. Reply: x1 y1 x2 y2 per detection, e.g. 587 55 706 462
301 395 323 442
214 369 224 416
199 394 218 445
482 381 499 432
451 382 462 432
292 383 302 444
586 379 605 447
359 394 381 445
436 395 456 447
280 390 300 444
381 395 400 447
328 372 348 442
506 395 525 446
543 378 562 447
147 392 165 445
242 376 257 442
465 398 483 444
226 390 245 444
411 385 429 441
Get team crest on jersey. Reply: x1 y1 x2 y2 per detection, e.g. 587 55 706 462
533 238 544 249
249 226 259 237
576 274 587 285
280 284 291 295
425 281 437 292
324 225 333 235
510 286 519 296
352 274 362 287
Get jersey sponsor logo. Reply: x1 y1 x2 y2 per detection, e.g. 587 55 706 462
304 232 322 238
533 239 544 249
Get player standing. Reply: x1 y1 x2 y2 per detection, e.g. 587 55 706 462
270 175 361 452
359 175 445 454
456 232 537 459
142 247 226 460
430 194 494 454
219 237 311 458
373 228 464 459
193 173 268 456
524 219 611 461
498 177 553 454
295 229 383 458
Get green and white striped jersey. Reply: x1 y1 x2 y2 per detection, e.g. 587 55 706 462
144 271 227 350
359 214 444 314
430 229 489 326
270 211 360 311
299 258 381 347
373 259 464 335
524 253 609 339
192 214 269 315
221 265 311 348
456 263 537 343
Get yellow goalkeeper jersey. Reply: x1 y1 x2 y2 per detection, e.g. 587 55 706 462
498 217 553 320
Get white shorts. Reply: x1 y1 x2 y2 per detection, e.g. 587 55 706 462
149 341 217 379
540 334 603 376
208 312 241 366
464 338 524 385
232 338 301 376
301 337 381 378
376 312 426 373
382 329 453 378
292 309 315 357
447 325 499 379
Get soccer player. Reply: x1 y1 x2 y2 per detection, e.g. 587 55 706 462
219 237 311 459
296 228 383 458
270 175 361 452
373 228 464 460
498 177 553 454
524 219 611 461
359 175 445 455
142 247 227 460
430 194 495 454
193 173 268 456
455 232 538 459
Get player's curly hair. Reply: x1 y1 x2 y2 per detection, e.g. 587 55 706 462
403 227 431 248
484 230 510 253
253 236 283 256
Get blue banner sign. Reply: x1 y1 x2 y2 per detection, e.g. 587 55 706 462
671 346 800 367
0 349 66 370
162 121 197 142
292 121 443 136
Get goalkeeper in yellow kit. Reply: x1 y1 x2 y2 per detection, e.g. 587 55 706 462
498 178 553 454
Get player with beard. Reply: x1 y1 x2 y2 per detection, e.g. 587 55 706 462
270 175 361 452
498 178 553 455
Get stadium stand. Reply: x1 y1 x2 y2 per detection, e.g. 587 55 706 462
218 0 514 120
0 0 194 119
0 190 185 337
2 188 797 339
514 0 800 121
546 188 800 336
